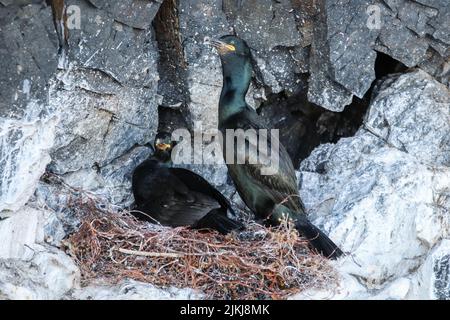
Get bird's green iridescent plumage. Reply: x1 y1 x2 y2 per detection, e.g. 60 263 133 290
214 35 343 258
216 36 302 218
218 57 252 123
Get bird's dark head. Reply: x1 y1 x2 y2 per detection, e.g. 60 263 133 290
209 35 251 60
209 35 253 110
153 132 174 162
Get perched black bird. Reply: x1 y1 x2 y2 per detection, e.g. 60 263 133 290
211 35 343 258
132 132 243 234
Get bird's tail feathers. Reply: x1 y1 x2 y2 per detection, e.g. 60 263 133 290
294 216 343 259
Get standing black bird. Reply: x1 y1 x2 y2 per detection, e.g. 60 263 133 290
210 35 343 258
132 132 243 234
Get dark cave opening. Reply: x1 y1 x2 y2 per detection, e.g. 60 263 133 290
258 51 408 169
374 51 408 79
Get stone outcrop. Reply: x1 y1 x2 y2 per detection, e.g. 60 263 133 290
297 70 450 299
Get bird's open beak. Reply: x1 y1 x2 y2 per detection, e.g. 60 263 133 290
156 143 172 151
208 39 236 54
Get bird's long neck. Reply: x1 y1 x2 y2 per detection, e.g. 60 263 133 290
218 59 252 125
151 151 172 167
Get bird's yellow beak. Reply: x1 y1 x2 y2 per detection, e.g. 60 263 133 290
156 143 172 151
209 39 236 54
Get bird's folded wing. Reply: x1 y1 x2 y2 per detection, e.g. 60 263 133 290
234 113 303 212
140 191 221 227
169 168 234 214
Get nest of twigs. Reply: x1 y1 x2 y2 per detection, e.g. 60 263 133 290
64 196 337 300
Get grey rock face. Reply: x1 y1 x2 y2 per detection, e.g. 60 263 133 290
56 145 153 206
45 0 159 203
0 4 60 212
255 47 300 94
0 112 57 212
375 2 431 66
0 3 58 118
48 67 158 175
365 70 450 166
86 0 161 29
223 0 301 51
0 0 160 213
33 181 81 237
177 0 308 118
434 253 450 300
308 0 450 111
308 24 354 111
65 0 159 87
299 70 450 298
0 246 80 299
0 0 162 298
323 1 378 98
409 240 450 300
0 206 79 299
0 206 45 259
178 0 230 130
174 0 450 114
223 0 305 95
